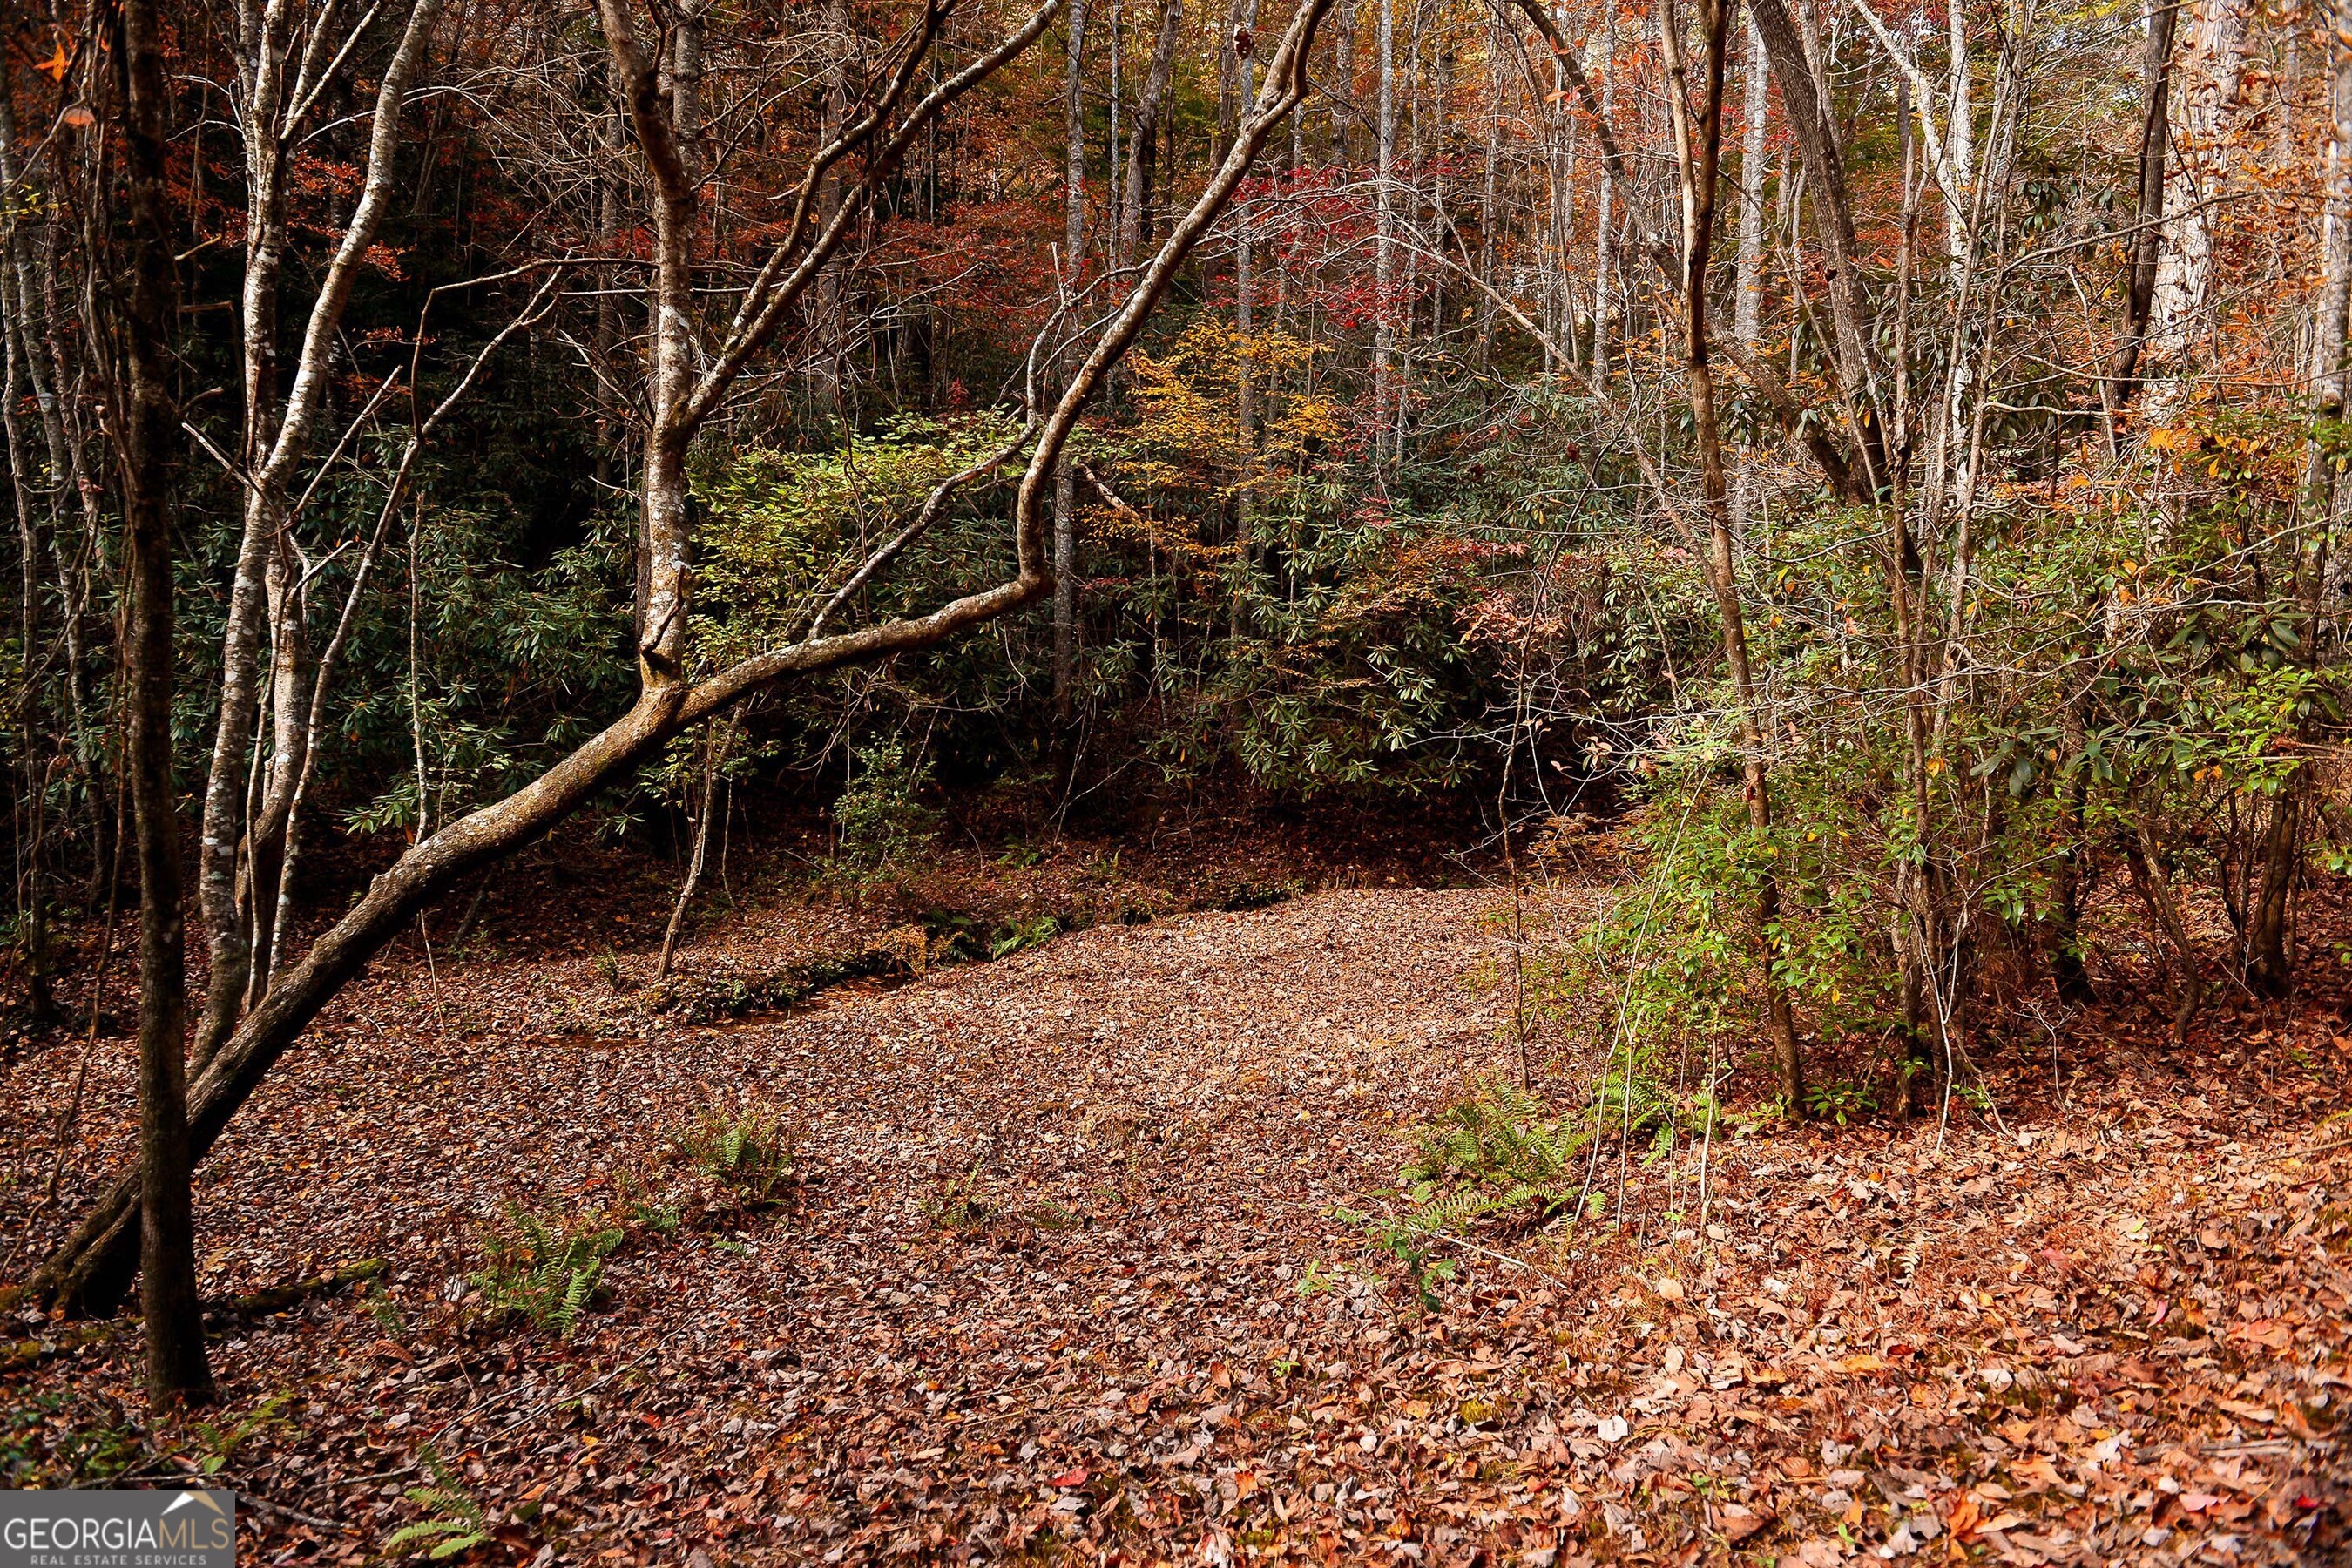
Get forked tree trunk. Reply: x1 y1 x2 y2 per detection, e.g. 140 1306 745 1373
2104 0 2178 416
30 0 1336 1318
1119 0 1183 268
195 0 446 1069
1747 0 1884 490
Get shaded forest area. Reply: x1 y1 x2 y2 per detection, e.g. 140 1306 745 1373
4 0 2352 1557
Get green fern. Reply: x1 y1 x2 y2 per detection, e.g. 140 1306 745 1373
470 1205 621 1338
384 1450 490 1559
676 1099 795 1202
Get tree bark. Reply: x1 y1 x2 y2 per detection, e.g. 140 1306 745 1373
1746 0 1884 490
1373 0 1396 461
2246 1 2352 995
1054 0 1088 717
196 0 447 1068
2146 0 2248 409
2104 0 2176 412
1120 0 1184 268
119 0 213 1406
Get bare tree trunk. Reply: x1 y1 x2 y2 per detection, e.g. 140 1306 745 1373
1747 0 1884 487
1477 15 1500 371
1330 0 1354 165
1054 0 1088 718
1372 0 1396 463
118 0 213 1405
1593 5 1617 382
1233 0 1260 632
195 0 446 1068
2246 3 2352 995
1660 0 1806 1112
1 249 54 1024
2126 794 2205 1038
814 0 849 422
2103 0 2176 416
2146 0 2248 410
1729 11 1768 531
1120 0 1182 268
656 720 733 982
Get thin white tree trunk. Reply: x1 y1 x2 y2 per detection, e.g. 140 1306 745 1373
2149 0 2249 409
1732 12 1769 529
1373 0 1396 464
1053 0 1088 716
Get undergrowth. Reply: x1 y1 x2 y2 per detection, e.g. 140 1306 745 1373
1349 1071 1720 1306
470 1206 623 1338
384 1446 492 1559
675 1099 797 1202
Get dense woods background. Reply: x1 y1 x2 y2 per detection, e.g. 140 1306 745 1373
2 0 2352 1546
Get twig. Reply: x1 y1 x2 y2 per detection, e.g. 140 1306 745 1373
240 1491 355 1534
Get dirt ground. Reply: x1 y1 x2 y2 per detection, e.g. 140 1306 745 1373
3 840 2350 1565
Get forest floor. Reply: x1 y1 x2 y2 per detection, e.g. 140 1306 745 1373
3 817 2351 1566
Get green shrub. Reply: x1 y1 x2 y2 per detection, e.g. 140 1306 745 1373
927 1170 997 1236
829 734 937 876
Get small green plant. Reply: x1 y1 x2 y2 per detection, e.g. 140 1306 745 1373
997 840 1045 869
1294 1258 1342 1296
51 1417 146 1484
471 1206 622 1337
928 1170 997 1236
193 1392 294 1476
989 913 1061 959
1394 1075 1594 1230
0 1393 65 1484
596 945 624 992
611 1164 681 1236
675 1100 795 1202
1344 1209 1458 1311
830 735 938 877
384 1447 492 1560
363 1279 409 1335
1802 1078 1878 1127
